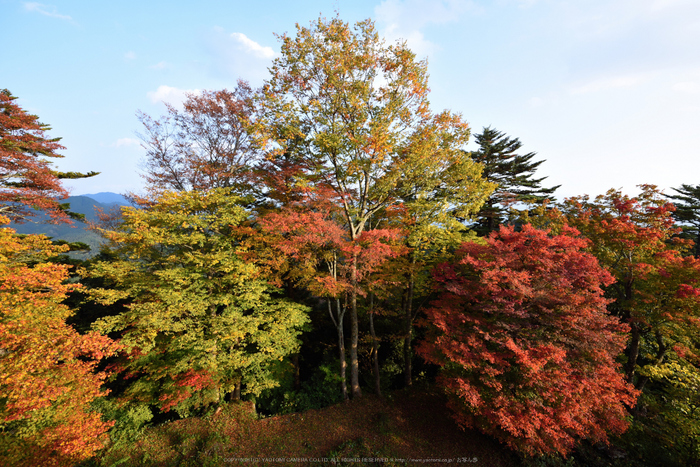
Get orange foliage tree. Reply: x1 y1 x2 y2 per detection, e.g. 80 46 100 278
0 217 119 466
418 224 638 456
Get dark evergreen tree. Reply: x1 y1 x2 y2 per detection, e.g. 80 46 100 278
468 126 559 236
666 183 700 258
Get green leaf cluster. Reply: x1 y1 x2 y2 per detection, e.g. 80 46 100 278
84 188 310 416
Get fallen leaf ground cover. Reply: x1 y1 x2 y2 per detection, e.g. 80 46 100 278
98 387 518 467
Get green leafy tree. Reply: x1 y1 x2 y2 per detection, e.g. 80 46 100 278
470 126 559 236
635 360 700 464
666 183 700 258
257 16 493 397
379 201 483 387
84 188 309 416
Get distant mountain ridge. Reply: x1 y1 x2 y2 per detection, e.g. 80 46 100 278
8 192 131 257
80 192 133 206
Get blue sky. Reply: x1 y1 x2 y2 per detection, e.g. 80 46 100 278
3 0 699 200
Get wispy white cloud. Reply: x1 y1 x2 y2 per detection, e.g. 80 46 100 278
113 138 140 148
570 72 651 95
377 0 479 28
23 2 72 21
375 0 481 57
555 0 700 44
529 97 544 107
124 51 136 60
147 85 201 107
205 27 276 83
150 61 170 70
230 32 275 59
381 24 435 57
515 0 540 8
667 67 700 95
649 0 698 12
673 78 700 94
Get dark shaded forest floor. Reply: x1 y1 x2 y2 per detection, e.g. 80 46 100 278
98 387 519 467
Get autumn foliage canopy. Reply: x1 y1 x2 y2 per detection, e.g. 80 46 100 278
0 217 119 466
549 186 700 386
418 224 639 456
10 15 700 464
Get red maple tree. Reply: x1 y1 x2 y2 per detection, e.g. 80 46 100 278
553 186 700 389
0 89 97 223
418 224 638 456
259 203 403 400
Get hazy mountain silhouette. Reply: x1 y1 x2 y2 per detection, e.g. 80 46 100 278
81 192 133 206
9 193 130 257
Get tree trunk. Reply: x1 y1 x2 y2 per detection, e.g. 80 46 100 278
292 353 301 391
285 280 302 391
369 294 381 397
350 252 362 398
621 276 638 384
329 298 348 401
487 206 495 234
625 322 641 384
403 261 415 387
209 304 221 405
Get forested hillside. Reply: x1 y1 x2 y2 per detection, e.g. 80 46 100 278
9 195 129 256
2 16 700 467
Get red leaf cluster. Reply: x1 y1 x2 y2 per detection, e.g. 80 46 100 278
158 369 217 412
555 186 700 381
259 207 403 297
0 90 72 223
418 224 638 456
